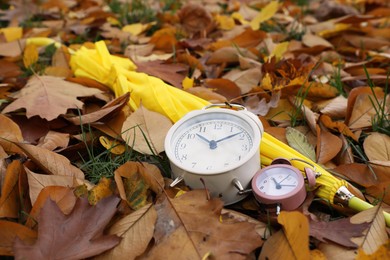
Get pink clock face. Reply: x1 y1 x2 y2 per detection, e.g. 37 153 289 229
251 164 306 209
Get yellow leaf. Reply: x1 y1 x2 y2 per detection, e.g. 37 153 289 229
23 44 39 68
214 14 235 30
88 177 113 205
122 23 148 36
0 27 22 42
269 41 289 62
99 136 126 155
250 1 279 30
356 239 390 260
231 12 249 25
182 76 194 90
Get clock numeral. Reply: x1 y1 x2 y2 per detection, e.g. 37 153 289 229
180 154 188 161
241 144 248 151
260 186 264 190
191 162 197 168
237 155 241 161
224 163 229 167
206 165 212 170
214 123 222 130
180 143 187 149
230 126 234 132
187 133 195 139
199 126 206 132
238 133 245 140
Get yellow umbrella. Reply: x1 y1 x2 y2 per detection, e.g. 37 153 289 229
65 40 390 226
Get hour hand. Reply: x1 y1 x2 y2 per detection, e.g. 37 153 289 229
196 133 211 144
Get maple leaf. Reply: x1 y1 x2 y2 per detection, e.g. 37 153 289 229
2 75 103 121
14 196 121 259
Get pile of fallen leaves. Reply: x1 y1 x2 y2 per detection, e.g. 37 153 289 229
1 0 390 259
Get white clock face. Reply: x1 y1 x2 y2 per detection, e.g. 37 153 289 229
169 113 254 174
255 167 299 196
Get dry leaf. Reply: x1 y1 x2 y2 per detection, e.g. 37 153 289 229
203 78 241 101
286 127 316 161
178 3 212 35
260 211 310 259
95 203 157 259
147 190 262 259
121 104 172 155
245 91 281 116
363 132 390 163
316 125 342 164
207 46 257 64
88 177 114 206
302 33 333 48
16 142 84 179
0 220 37 256
37 131 69 151
0 160 22 218
357 239 390 259
351 205 388 255
2 75 103 120
25 168 89 205
25 186 77 229
223 67 262 94
0 114 24 153
186 86 228 103
14 196 121 259
320 114 358 141
23 44 39 68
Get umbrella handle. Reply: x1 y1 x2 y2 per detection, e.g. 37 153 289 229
348 196 390 227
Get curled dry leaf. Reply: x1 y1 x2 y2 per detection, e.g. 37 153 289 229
0 160 22 218
37 131 69 151
121 104 172 155
178 3 213 35
0 114 24 153
114 161 164 210
15 142 84 179
223 67 262 94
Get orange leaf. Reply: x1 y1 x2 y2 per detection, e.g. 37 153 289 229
0 160 22 218
320 114 358 141
0 114 24 153
204 78 241 100
0 220 37 256
316 125 342 164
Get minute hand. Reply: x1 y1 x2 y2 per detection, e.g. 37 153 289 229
215 132 243 143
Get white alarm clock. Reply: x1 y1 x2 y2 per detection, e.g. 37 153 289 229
164 104 264 204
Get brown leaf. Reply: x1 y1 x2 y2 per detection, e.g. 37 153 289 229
37 131 69 151
135 60 187 89
186 86 228 103
0 220 37 256
316 125 342 164
207 46 257 65
14 196 121 259
363 132 390 162
25 167 90 205
351 205 388 254
121 104 173 154
223 67 262 94
0 160 22 218
204 78 241 101
25 186 77 229
2 75 103 120
95 203 157 259
245 91 281 116
320 114 358 141
0 114 24 153
16 143 84 179
178 3 213 35
147 190 262 259
310 217 370 248
66 92 130 125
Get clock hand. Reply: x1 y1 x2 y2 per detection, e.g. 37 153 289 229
277 174 291 185
279 184 296 187
215 131 243 143
196 134 217 150
271 177 282 189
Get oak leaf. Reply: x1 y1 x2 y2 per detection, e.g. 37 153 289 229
14 196 121 259
147 190 262 259
2 75 103 121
